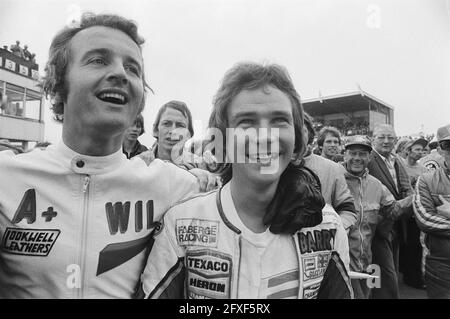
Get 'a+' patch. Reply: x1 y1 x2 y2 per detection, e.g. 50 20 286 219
42 207 57 222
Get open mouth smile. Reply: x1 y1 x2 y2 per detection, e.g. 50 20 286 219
96 89 129 105
247 153 279 164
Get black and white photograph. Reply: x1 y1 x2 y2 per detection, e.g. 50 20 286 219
0 0 449 304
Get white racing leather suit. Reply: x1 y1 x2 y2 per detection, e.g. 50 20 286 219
0 142 198 298
137 184 353 299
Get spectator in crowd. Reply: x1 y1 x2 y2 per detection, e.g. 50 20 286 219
395 137 411 161
403 138 428 188
137 62 353 299
419 137 444 171
367 124 413 299
147 100 217 191
0 12 201 298
10 40 24 58
343 135 412 298
401 138 428 289
414 123 450 298
417 137 442 278
317 126 343 162
122 113 148 159
22 45 33 61
150 100 193 166
303 113 357 232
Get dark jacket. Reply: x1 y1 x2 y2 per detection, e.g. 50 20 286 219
122 140 148 159
367 151 413 241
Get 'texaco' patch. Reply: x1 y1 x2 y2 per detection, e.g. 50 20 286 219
1 228 60 256
186 250 232 299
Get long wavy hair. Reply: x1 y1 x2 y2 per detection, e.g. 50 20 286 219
207 62 307 184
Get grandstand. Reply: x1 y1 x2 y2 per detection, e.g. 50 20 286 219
0 43 44 151
302 90 394 138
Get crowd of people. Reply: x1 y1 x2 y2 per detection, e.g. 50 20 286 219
314 119 370 137
0 12 449 300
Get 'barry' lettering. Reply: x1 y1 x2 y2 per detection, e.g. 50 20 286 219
298 229 337 254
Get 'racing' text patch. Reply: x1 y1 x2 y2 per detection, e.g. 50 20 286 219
176 219 218 247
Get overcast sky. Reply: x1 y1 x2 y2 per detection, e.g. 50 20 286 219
1 0 449 146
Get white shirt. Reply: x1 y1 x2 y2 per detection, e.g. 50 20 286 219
221 183 299 299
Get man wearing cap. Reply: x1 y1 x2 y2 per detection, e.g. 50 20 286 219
343 135 412 298
404 138 428 188
414 123 450 298
367 124 413 299
419 137 445 171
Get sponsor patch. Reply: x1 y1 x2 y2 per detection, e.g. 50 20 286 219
176 219 218 247
302 282 321 299
186 250 232 299
424 160 439 171
302 252 331 282
297 229 336 254
188 291 209 299
1 228 60 256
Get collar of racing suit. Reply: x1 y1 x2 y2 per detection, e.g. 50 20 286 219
51 141 126 175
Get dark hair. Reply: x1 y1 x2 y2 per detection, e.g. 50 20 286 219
134 113 145 136
42 12 151 122
317 126 341 147
152 100 194 138
208 62 306 184
304 112 316 145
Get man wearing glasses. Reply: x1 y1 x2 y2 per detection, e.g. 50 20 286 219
414 124 450 298
367 124 413 299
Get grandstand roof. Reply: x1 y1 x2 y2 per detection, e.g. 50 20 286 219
302 90 394 117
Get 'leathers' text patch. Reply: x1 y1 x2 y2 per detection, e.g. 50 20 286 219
176 219 218 247
1 228 60 256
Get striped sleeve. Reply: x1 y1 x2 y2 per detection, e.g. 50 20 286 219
333 167 357 229
413 175 450 234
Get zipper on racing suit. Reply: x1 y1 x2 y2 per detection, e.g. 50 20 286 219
235 235 242 299
77 175 90 298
